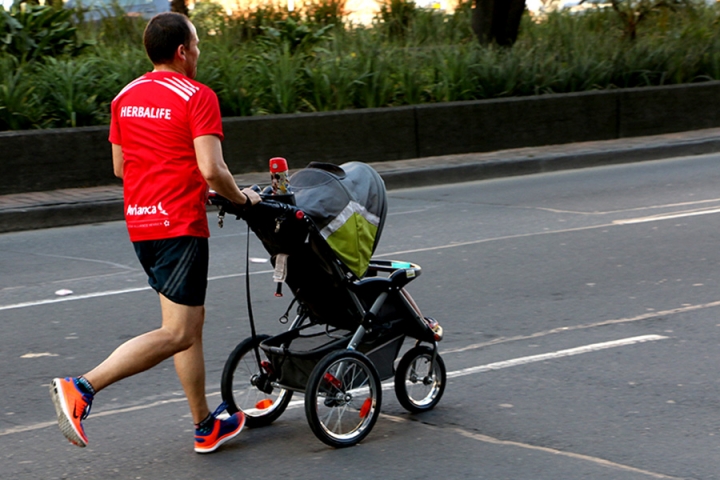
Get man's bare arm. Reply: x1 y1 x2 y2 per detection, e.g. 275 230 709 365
194 135 260 205
112 144 124 179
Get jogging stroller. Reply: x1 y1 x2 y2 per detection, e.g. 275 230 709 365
209 162 446 448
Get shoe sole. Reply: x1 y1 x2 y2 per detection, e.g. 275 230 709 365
194 414 245 454
49 380 87 448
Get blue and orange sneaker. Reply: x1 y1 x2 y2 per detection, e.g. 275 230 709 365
49 377 93 447
194 404 245 454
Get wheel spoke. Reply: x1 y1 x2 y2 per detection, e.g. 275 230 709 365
347 363 369 391
331 404 348 433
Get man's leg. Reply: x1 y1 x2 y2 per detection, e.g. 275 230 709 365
156 297 244 454
50 293 209 447
82 294 209 421
162 295 210 423
51 236 242 451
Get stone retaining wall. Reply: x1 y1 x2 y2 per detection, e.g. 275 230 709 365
1 81 719 195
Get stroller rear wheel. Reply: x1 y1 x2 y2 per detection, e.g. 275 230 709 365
305 350 382 448
221 334 293 428
394 346 446 413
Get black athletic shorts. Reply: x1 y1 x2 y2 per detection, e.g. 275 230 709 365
133 236 209 307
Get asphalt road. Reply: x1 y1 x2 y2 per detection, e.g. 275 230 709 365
3 153 720 479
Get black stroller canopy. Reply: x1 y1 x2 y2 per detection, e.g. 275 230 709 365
290 162 388 278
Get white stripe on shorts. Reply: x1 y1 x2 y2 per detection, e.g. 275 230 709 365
163 238 197 299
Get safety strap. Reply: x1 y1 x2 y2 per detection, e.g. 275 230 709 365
245 224 263 368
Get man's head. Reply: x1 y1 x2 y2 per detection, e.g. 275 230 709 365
143 12 200 79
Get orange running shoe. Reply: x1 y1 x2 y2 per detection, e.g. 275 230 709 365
194 406 245 454
49 377 93 447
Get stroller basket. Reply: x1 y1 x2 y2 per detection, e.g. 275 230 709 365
260 322 405 391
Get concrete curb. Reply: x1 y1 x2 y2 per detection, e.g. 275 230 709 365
0 200 125 234
375 129 720 189
2 127 720 234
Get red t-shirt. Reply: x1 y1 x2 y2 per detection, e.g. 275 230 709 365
109 71 223 241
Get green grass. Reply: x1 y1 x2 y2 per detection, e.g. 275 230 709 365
1 1 719 130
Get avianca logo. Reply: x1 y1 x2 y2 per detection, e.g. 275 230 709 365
127 202 169 216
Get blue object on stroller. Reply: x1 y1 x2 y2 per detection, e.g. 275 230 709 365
210 162 446 448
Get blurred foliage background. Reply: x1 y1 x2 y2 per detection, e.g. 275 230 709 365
0 0 719 130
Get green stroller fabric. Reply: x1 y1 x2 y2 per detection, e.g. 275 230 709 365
289 162 387 278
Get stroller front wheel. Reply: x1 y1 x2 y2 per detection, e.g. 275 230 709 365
221 334 293 428
305 350 382 448
394 345 446 413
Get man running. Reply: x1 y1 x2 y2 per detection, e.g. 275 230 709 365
50 12 260 454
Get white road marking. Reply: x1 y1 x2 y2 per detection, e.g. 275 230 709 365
375 223 616 257
0 269 274 312
526 197 720 216
445 335 666 378
444 301 720 354
1 198 717 311
20 352 58 359
0 393 222 437
388 207 437 216
613 207 720 225
232 336 668 411
2 335 665 438
0 286 151 312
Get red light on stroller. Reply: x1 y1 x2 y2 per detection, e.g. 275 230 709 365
295 210 305 220
323 373 342 389
359 398 372 418
256 399 274 410
261 360 274 376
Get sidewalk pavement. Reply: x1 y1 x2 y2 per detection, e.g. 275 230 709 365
2 127 720 234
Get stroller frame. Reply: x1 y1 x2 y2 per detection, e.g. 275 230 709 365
211 192 446 448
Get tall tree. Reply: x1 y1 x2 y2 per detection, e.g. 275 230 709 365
472 0 526 47
608 0 681 41
171 0 189 17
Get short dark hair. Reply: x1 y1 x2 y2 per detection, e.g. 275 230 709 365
143 12 192 65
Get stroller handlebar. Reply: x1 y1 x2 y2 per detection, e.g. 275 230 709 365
207 190 301 219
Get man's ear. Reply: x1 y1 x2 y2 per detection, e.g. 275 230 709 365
176 44 186 61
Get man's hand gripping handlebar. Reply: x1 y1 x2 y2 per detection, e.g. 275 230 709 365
208 189 256 227
207 189 306 229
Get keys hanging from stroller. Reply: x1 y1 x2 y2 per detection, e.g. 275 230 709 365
273 254 288 297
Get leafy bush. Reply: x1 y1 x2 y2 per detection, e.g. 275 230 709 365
0 3 92 62
89 7 146 47
375 0 418 39
2 0 720 131
258 17 334 54
305 0 347 27
34 57 107 127
0 55 44 130
190 0 229 37
226 4 297 42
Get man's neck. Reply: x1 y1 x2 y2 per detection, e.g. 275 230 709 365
152 64 187 77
